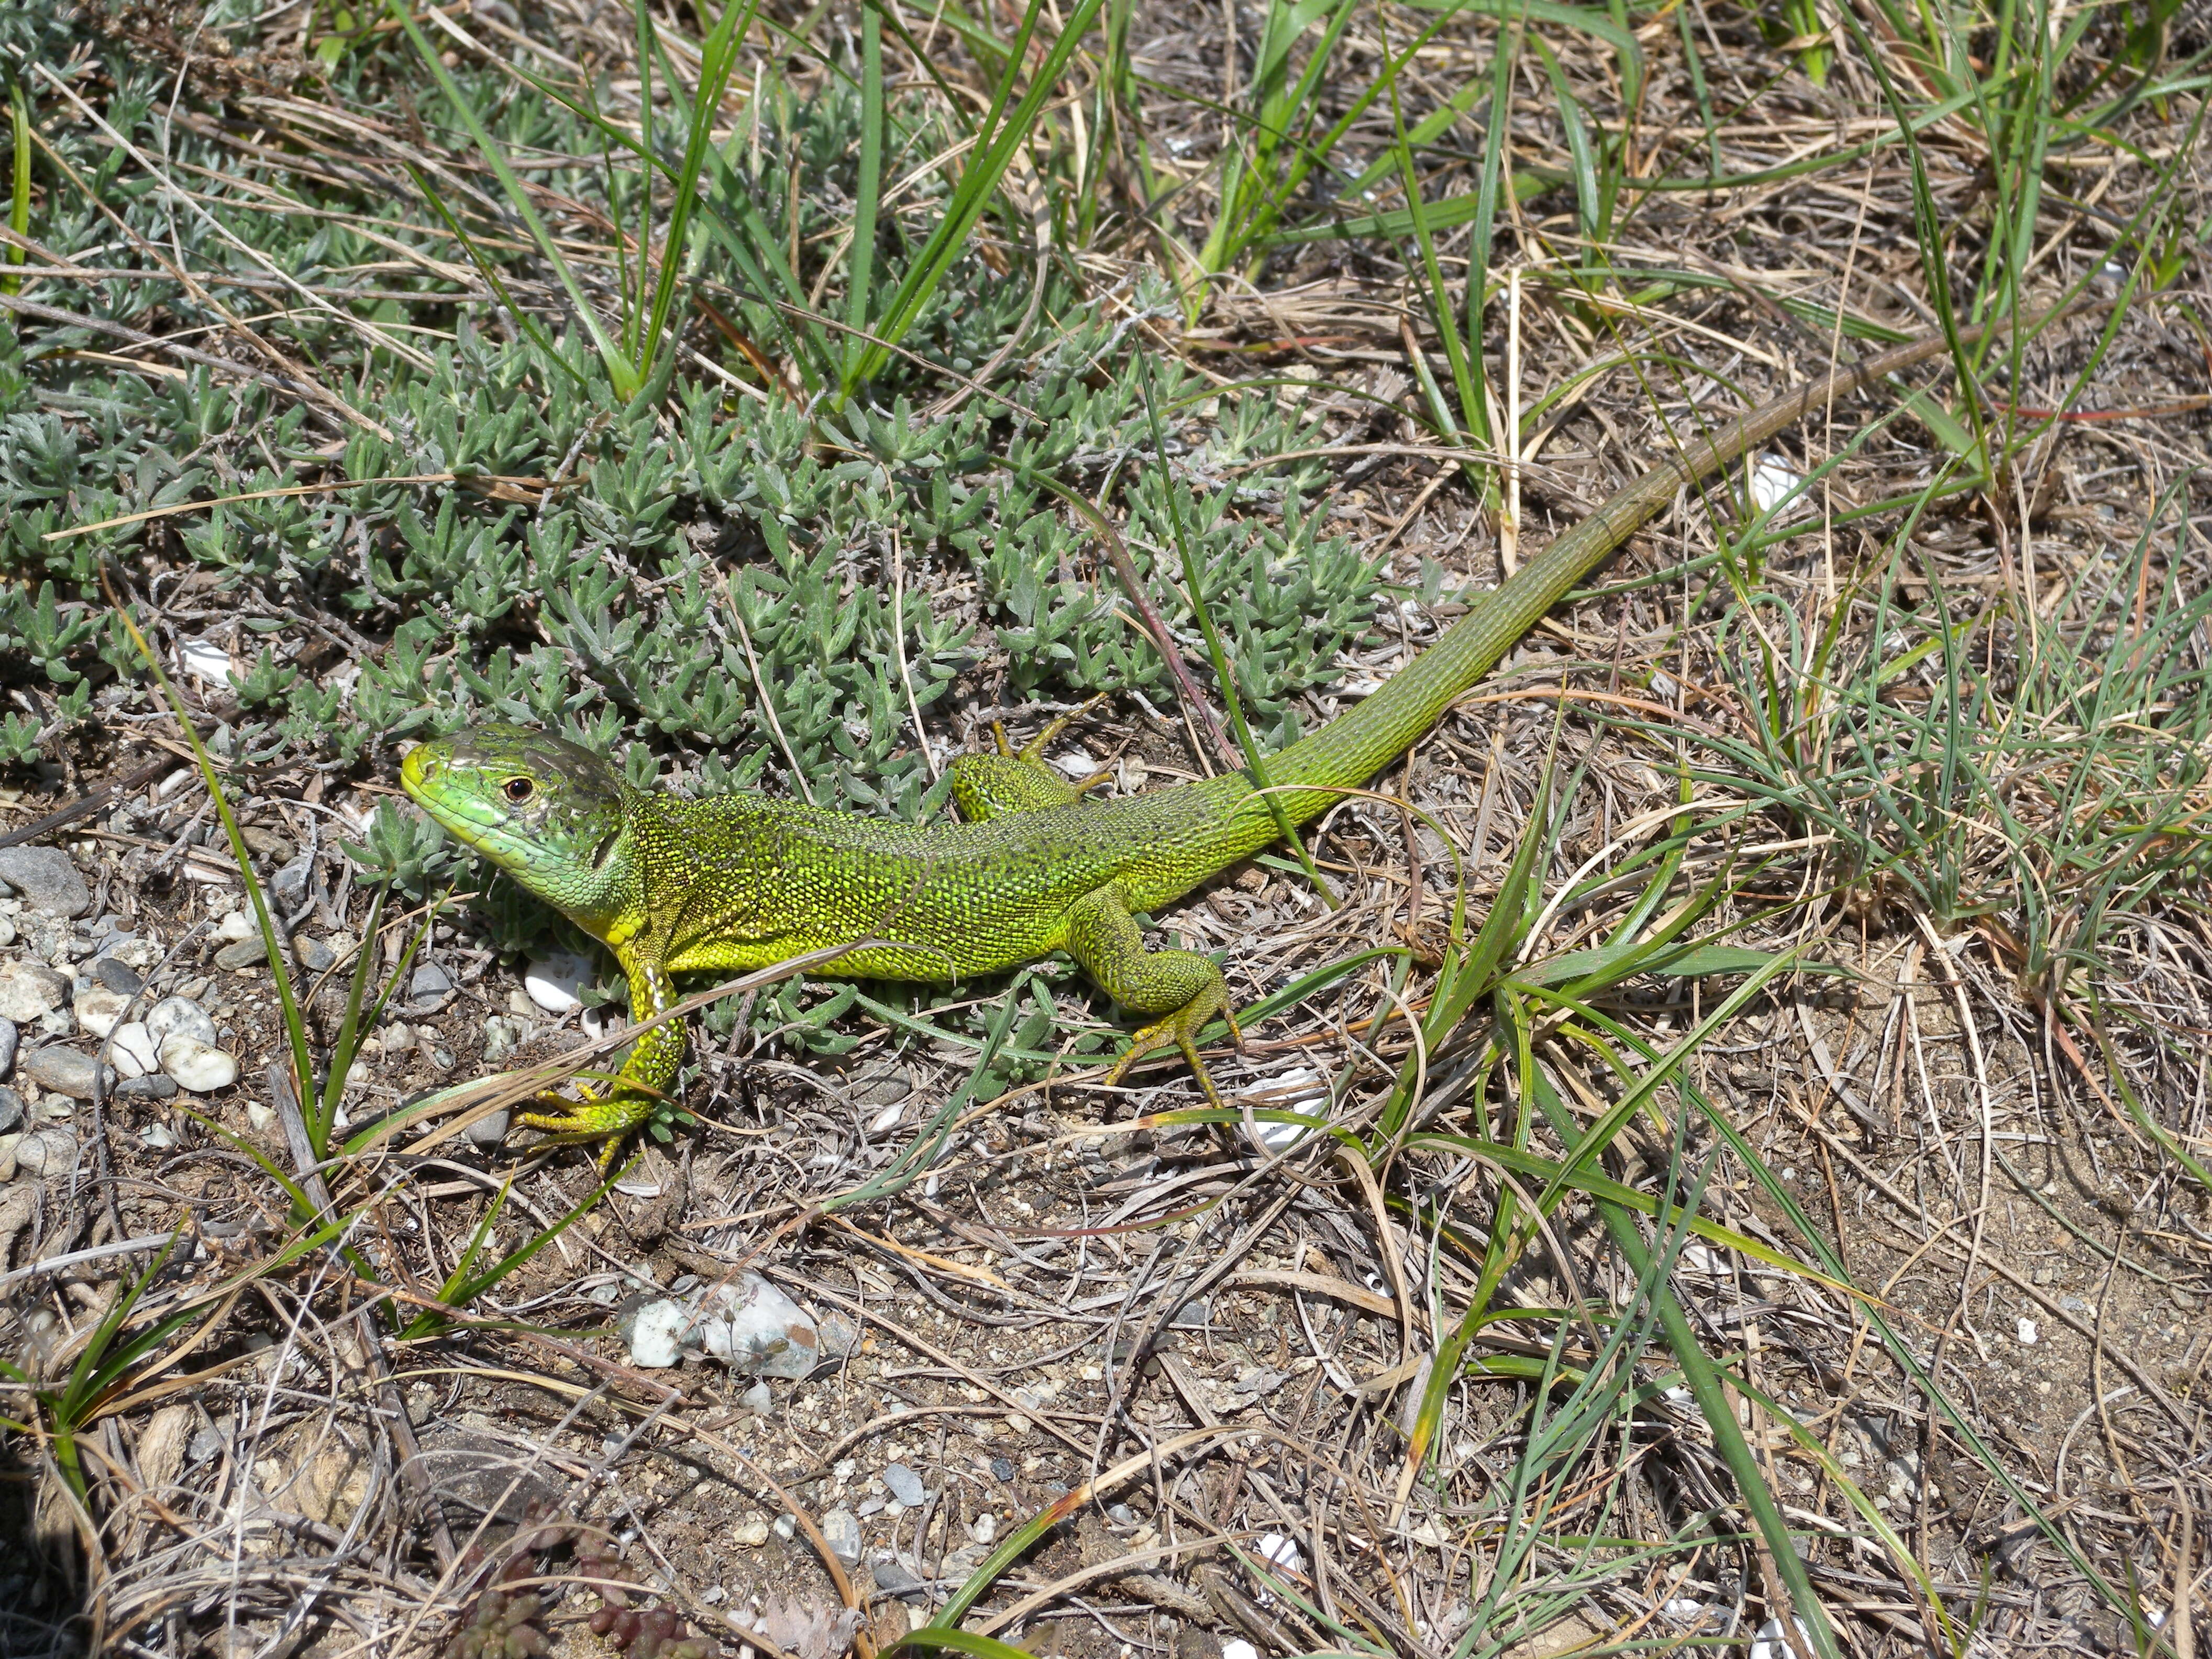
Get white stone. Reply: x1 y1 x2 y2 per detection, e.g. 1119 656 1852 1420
1222 1643 1259 1659
246 1103 276 1131
524 951 594 1014
733 1519 770 1547
694 1272 821 1377
627 1299 692 1369
73 986 132 1040
0 961 70 1022
179 639 236 682
2017 1317 2038 1346
109 1022 159 1079
969 1512 997 1545
160 1035 239 1093
1749 1617 1816 1659
146 997 218 1048
1749 456 1802 515
214 910 255 943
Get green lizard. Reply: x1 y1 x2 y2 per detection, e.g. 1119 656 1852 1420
399 324 1983 1167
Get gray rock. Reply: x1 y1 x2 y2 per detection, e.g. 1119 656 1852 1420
214 938 268 972
819 1312 862 1359
23 1046 108 1100
821 1509 863 1565
989 1457 1015 1483
481 1016 524 1064
0 1086 22 1134
0 847 91 919
271 855 314 908
872 1559 926 1602
463 1108 511 1147
0 961 70 1023
93 956 143 996
0 913 14 947
408 962 454 1013
293 935 336 972
0 1016 15 1081
115 1074 178 1102
146 997 218 1049
882 1463 928 1507
16 1126 78 1175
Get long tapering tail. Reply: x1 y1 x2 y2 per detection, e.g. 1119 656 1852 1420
1217 314 2051 834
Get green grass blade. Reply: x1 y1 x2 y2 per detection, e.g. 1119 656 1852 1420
386 0 638 396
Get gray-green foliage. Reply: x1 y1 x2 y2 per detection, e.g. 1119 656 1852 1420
1 42 1385 981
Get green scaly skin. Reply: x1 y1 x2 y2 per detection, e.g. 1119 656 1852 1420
399 326 1981 1167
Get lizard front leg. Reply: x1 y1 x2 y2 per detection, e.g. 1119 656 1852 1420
519 946 682 1171
1066 884 1242 1109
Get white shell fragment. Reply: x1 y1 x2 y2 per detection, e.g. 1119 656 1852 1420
1749 1617 1817 1659
1239 1066 1328 1155
179 639 237 683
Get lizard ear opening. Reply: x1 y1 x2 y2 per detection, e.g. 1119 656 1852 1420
593 828 623 870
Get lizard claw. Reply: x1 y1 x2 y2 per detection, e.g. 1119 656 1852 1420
519 1086 656 1172
1100 995 1240 1112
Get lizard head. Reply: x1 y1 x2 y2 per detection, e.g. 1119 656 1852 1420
402 723 636 928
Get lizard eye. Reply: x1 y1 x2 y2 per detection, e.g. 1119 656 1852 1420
503 776 535 804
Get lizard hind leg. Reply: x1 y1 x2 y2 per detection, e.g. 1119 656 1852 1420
1066 884 1242 1110
953 694 1116 822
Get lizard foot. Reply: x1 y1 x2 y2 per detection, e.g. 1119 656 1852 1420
519 1087 657 1173
1101 996 1244 1112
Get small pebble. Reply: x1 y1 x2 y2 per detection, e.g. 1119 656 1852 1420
883 1463 927 1507
989 1457 1015 1483
213 910 255 944
159 1035 239 1094
733 1519 770 1548
16 1126 78 1175
970 1512 997 1545
820 1510 862 1565
93 956 143 996
146 997 218 1048
293 935 337 973
771 1514 797 1541
109 1022 159 1079
23 1046 107 1100
408 963 454 1012
0 961 70 1022
214 939 267 972
0 914 14 946
0 847 92 919
626 1299 693 1369
0 1086 23 1134
481 1016 525 1064
739 1380 773 1415
116 1075 179 1102
523 952 592 1014
872 1560 925 1602
0 1016 15 1080
463 1108 511 1147
246 1103 277 1132
140 1120 177 1147
73 986 132 1039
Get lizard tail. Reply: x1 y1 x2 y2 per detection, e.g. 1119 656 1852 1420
1230 315 2043 833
